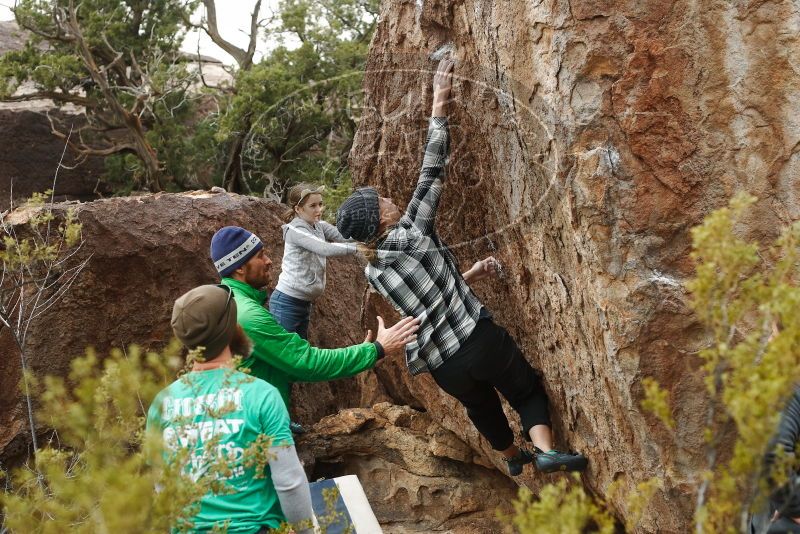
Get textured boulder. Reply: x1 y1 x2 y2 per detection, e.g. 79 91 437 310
348 0 800 531
0 21 27 53
0 192 371 464
298 403 516 533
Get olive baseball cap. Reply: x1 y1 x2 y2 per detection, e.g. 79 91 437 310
171 285 237 360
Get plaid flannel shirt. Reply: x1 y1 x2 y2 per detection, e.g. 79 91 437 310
366 117 483 375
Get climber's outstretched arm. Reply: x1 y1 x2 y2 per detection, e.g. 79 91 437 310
404 58 454 235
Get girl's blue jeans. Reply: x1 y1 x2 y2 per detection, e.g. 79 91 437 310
268 289 311 340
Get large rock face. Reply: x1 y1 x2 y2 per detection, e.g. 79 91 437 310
348 0 800 531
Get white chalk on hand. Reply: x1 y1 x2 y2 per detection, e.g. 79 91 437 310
430 43 454 61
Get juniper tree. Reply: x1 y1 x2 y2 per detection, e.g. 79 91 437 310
215 0 378 202
0 0 199 191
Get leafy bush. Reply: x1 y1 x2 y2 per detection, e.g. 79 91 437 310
0 344 207 533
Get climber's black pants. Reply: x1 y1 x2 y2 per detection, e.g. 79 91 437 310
430 318 551 451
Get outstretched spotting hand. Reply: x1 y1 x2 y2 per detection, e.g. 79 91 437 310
432 58 455 117
374 315 421 357
464 255 501 283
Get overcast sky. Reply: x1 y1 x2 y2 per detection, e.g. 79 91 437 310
0 1 283 65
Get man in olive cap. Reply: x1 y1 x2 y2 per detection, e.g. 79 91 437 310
146 284 315 534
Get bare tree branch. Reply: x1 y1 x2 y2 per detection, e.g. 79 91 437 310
14 5 76 45
64 0 163 190
100 33 131 86
28 256 91 324
46 112 137 158
198 0 261 69
244 0 263 68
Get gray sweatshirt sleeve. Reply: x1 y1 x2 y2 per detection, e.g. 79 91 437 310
320 221 351 244
269 445 316 533
285 224 357 257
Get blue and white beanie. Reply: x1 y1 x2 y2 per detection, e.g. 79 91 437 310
210 226 263 277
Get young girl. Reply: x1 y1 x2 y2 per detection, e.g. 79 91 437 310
270 183 357 340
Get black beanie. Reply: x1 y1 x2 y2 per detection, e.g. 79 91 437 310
336 187 381 242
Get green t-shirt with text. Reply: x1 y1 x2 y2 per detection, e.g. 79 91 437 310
146 368 293 533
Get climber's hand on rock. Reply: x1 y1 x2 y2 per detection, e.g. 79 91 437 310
374 315 420 356
464 256 500 283
432 58 454 117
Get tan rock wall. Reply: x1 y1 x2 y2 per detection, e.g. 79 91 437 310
298 403 517 533
350 0 800 530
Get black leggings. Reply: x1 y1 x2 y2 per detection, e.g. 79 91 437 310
430 318 551 451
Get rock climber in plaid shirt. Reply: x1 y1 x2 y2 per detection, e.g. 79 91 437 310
336 57 588 476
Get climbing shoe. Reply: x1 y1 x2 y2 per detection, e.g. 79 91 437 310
504 449 535 476
533 447 588 473
289 421 306 434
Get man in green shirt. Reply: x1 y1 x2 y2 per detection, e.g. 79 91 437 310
209 226 420 410
146 285 315 533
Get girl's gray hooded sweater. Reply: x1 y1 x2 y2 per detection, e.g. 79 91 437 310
274 217 357 302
